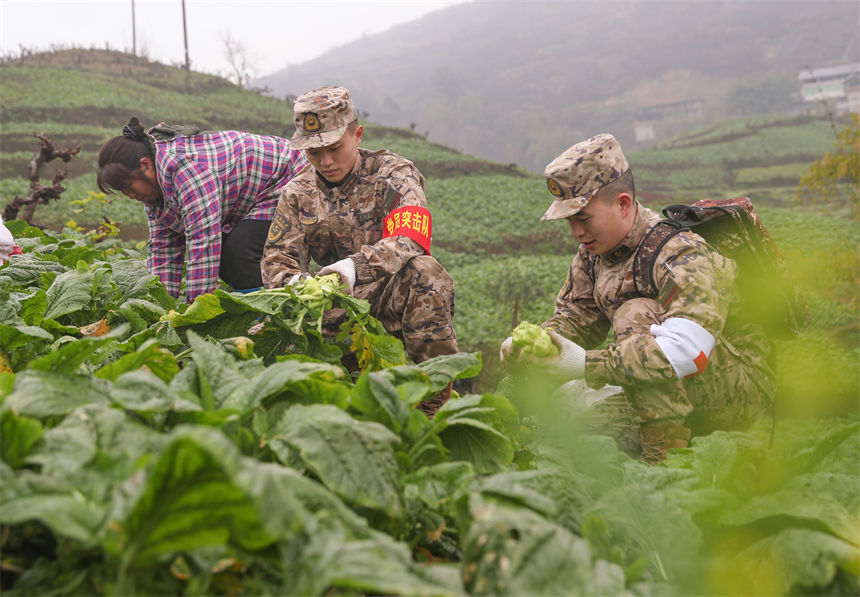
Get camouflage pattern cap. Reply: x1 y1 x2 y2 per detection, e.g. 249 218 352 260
290 85 357 150
541 134 630 221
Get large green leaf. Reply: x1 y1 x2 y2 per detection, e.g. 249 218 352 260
720 479 858 543
186 331 257 410
214 287 297 315
27 327 125 374
270 404 404 517
462 494 627 595
788 420 860 475
403 461 475 512
44 268 94 319
476 467 593 534
440 417 513 475
585 479 703 585
0 253 67 287
110 370 201 414
17 288 47 326
0 410 43 468
112 426 273 577
418 352 483 392
0 493 104 544
28 404 164 481
235 358 346 413
349 370 414 432
722 528 860 596
165 294 225 326
0 323 53 370
95 340 179 383
5 370 111 418
110 259 160 301
435 394 518 474
288 532 460 596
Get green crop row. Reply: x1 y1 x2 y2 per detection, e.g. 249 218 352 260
427 174 572 252
365 134 475 164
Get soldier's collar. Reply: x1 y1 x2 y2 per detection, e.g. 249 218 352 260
315 171 357 195
602 203 648 265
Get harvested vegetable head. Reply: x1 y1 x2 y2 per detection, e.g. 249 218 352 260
512 321 559 357
294 273 343 311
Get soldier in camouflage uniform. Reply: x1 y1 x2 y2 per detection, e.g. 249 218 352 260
501 134 775 462
261 86 458 411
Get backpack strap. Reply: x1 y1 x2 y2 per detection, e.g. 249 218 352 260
632 218 688 299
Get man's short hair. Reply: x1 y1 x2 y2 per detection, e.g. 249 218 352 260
597 169 635 203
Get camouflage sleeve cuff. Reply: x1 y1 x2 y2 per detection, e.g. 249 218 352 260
351 254 374 285
584 350 612 389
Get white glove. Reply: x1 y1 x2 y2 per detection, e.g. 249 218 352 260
499 336 518 365
545 330 586 379
318 258 356 293
0 218 14 262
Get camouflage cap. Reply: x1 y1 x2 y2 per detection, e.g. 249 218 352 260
290 85 357 150
541 134 630 221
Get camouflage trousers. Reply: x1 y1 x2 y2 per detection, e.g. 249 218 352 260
352 255 458 363
562 298 775 457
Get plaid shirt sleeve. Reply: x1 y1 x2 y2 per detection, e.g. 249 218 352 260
171 157 223 302
145 211 185 297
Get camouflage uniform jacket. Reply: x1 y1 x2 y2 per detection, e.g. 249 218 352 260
543 204 765 390
262 148 429 288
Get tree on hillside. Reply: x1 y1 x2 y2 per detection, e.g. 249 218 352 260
221 32 255 88
796 114 859 219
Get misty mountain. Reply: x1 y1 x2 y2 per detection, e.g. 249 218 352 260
256 0 859 171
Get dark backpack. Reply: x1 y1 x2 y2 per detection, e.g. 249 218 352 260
630 198 810 339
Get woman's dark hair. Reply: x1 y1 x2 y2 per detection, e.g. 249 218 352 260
97 117 155 194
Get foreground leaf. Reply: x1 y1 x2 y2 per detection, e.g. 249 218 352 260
112 426 273 588
270 404 404 517
0 410 43 468
5 370 111 418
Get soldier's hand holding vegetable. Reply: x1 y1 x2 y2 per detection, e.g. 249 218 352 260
501 322 586 379
317 258 356 293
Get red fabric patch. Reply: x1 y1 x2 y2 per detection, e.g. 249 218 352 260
11 246 22 256
383 206 432 253
660 284 680 309
686 351 709 378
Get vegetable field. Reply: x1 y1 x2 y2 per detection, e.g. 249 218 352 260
1 49 858 596
1 222 858 596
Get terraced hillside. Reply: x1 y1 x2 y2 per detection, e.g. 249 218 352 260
1 50 857 407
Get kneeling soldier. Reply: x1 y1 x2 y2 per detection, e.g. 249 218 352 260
261 86 458 414
501 134 775 462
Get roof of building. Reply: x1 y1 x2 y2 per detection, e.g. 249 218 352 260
799 62 860 82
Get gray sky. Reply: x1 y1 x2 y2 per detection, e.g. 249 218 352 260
0 0 468 78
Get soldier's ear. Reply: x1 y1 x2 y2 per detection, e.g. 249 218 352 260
617 192 633 217
354 125 363 146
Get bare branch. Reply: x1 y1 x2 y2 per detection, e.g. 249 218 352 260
3 133 81 223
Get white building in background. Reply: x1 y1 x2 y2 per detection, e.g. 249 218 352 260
798 62 860 114
633 98 705 143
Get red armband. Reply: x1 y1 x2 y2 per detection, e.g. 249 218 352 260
383 205 432 253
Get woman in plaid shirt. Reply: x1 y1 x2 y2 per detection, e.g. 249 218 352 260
97 118 307 301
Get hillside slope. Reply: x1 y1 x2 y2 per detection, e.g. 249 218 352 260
256 0 859 170
0 51 855 405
